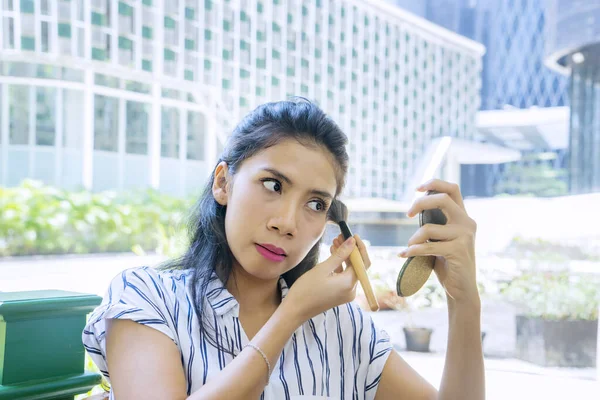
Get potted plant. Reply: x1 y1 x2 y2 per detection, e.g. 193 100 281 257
501 271 599 367
391 279 446 352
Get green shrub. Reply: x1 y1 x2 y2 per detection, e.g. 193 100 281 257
0 180 195 257
501 235 600 262
501 271 600 320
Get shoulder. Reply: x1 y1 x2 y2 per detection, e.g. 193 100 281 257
82 266 194 381
108 266 192 299
84 267 194 348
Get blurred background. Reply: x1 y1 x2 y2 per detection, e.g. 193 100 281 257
0 0 599 399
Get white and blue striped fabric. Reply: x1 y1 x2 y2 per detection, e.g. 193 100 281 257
82 266 393 400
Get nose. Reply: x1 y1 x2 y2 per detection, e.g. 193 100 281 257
267 201 298 237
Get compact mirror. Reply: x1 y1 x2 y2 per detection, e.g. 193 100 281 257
396 190 448 297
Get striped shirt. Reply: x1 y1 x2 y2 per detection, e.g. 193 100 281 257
82 266 393 400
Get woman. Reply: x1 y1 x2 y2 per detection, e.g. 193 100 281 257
83 99 484 399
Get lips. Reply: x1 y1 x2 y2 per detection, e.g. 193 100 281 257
257 243 287 256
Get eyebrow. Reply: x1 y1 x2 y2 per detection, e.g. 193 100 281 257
262 168 334 200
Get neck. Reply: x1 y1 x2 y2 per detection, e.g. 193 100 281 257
225 263 282 314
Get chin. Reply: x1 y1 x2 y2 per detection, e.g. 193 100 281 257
241 255 291 280
250 267 287 281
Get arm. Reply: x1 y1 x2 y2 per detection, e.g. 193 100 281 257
375 297 483 400
376 179 485 400
105 303 302 400
187 303 301 399
437 297 484 400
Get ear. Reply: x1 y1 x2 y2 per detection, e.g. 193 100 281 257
212 161 230 206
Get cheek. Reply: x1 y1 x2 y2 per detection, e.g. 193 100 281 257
227 181 262 218
300 218 328 246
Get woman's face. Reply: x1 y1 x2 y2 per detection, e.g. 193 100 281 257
214 138 339 281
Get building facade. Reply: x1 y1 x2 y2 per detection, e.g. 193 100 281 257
388 0 569 110
545 0 600 194
0 0 483 200
388 0 572 198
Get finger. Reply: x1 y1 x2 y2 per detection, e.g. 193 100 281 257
406 192 463 222
329 244 345 273
406 224 465 247
398 240 452 258
320 236 355 274
333 235 344 249
416 179 465 210
339 255 359 289
354 234 371 269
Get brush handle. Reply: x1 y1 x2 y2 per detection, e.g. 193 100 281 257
337 222 379 311
348 247 380 312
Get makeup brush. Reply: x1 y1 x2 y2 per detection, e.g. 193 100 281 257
396 190 448 297
328 199 380 312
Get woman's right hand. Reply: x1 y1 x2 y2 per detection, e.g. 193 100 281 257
282 235 371 324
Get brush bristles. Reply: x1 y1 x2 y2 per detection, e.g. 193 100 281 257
327 198 349 224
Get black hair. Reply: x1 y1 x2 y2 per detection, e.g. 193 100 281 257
161 98 349 356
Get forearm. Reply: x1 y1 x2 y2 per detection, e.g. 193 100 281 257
187 305 301 400
438 296 485 400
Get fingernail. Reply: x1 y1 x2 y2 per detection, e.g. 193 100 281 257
345 237 356 247
398 250 407 257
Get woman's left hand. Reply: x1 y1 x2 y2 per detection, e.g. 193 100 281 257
400 179 480 307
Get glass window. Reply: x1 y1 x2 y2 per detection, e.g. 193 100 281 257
41 21 50 52
126 101 149 155
125 81 151 94
187 111 205 161
161 107 179 158
36 87 56 146
21 0 34 13
36 64 59 79
63 89 84 149
58 23 71 38
3 17 15 49
9 85 29 145
21 36 35 50
94 95 119 152
95 73 120 88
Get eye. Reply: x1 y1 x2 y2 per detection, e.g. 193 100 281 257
307 200 326 212
262 179 282 193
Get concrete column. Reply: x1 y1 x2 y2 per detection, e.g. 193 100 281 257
117 98 126 190
54 89 63 186
148 0 165 191
148 83 161 190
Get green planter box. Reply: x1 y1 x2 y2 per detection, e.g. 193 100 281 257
0 290 103 399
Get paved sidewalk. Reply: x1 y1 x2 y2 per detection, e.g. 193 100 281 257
0 252 167 296
398 350 599 399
